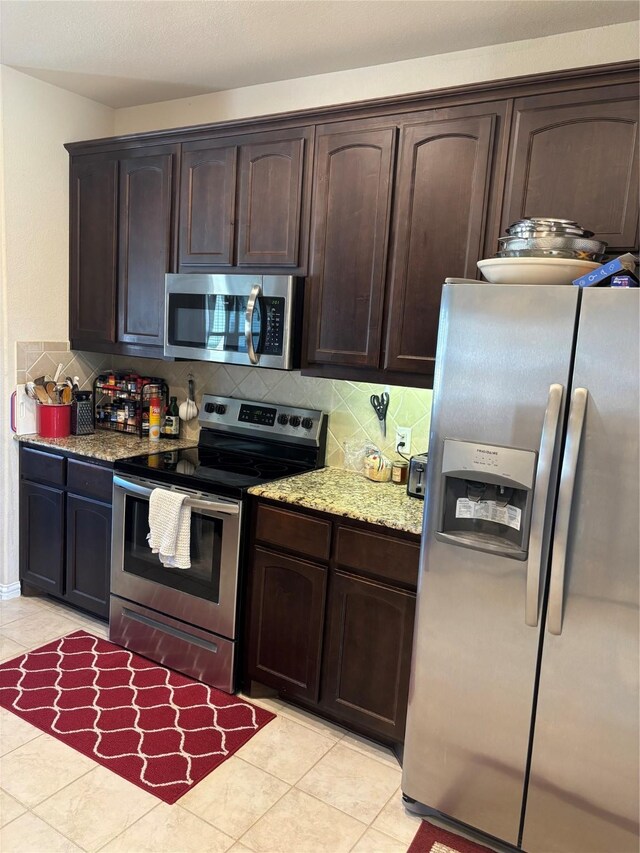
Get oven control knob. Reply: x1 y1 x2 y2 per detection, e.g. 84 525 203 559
277 414 289 426
289 415 301 428
204 403 215 413
301 417 313 430
215 404 227 415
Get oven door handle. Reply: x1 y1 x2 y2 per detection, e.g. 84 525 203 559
113 475 240 516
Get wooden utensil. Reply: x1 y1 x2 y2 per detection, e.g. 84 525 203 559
34 385 51 405
61 386 72 404
45 382 58 403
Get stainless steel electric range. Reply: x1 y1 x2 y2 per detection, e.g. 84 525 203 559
110 394 327 693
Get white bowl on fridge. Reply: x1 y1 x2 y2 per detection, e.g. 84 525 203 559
477 257 602 285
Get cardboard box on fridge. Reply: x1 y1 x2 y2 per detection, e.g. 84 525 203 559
572 253 638 287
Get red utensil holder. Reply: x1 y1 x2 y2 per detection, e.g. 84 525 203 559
37 404 71 438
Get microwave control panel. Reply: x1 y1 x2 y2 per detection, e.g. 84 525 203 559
262 297 285 355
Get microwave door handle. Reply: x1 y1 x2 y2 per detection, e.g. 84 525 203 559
547 387 588 636
525 383 564 627
245 283 261 365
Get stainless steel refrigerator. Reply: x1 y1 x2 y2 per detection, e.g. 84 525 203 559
401 283 639 853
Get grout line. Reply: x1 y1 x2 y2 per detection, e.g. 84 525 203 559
92 801 162 853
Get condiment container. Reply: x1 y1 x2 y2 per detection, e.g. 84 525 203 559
392 460 409 485
148 385 162 442
162 396 180 439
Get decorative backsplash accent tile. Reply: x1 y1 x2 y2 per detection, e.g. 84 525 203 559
16 342 433 466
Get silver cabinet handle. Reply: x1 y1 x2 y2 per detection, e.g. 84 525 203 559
526 383 564 627
547 387 588 636
245 283 261 365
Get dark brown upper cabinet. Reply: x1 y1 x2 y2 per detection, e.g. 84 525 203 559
69 144 178 356
178 127 313 272
502 82 639 251
384 105 508 375
118 147 176 348
306 120 397 368
69 157 118 348
306 104 508 379
179 141 237 266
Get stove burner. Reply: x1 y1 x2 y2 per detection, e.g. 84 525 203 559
198 450 290 478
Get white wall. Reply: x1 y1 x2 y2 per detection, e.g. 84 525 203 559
115 21 640 134
0 66 114 594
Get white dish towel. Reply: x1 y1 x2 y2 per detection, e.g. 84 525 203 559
147 488 192 569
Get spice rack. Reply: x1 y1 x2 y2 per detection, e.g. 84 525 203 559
93 373 168 437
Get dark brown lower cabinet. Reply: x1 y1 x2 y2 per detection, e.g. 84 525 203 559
247 547 327 702
321 571 415 741
245 498 419 746
65 494 111 619
20 480 65 595
19 445 112 619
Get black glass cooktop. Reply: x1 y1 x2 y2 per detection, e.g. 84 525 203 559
114 434 321 498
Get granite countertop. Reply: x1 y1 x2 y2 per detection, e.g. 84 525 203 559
248 467 424 536
13 431 198 463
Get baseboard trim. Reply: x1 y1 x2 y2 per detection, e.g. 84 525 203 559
0 582 21 600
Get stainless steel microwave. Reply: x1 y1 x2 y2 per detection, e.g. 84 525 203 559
164 274 301 369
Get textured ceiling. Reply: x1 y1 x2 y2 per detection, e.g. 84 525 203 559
1 0 638 108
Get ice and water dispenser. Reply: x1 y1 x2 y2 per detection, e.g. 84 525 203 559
435 440 537 560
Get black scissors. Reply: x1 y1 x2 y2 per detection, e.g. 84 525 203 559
370 392 389 437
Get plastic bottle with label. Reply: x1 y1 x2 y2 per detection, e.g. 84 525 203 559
148 385 162 442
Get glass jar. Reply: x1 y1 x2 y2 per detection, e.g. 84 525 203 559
392 460 409 485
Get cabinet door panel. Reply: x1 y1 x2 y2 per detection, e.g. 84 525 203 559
307 124 396 367
321 571 415 741
385 113 497 374
118 150 175 347
179 143 237 266
503 84 639 250
20 481 65 595
247 547 327 702
237 130 310 267
69 158 118 347
65 494 111 618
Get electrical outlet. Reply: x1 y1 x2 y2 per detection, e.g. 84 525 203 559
395 427 412 454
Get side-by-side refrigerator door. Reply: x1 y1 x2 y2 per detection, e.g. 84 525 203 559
523 288 639 853
402 283 579 845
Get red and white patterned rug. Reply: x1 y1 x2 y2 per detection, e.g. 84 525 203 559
408 819 496 853
0 630 275 804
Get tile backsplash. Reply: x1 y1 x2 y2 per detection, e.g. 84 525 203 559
16 342 433 467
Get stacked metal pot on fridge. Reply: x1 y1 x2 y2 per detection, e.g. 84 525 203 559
496 217 608 261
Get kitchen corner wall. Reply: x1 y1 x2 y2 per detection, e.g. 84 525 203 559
17 343 433 465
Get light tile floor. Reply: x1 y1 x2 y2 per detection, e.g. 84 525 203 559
0 596 422 852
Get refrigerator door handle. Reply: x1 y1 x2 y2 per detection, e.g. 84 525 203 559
547 387 588 636
525 383 564 627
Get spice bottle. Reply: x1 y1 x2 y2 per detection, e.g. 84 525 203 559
162 396 180 439
148 385 162 442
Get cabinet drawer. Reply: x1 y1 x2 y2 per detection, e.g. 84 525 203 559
20 447 66 487
67 459 113 503
335 525 419 589
255 504 331 561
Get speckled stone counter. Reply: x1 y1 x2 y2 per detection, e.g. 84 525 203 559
13 432 198 463
248 467 424 536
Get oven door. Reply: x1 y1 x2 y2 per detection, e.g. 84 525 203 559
111 474 242 640
164 273 295 369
